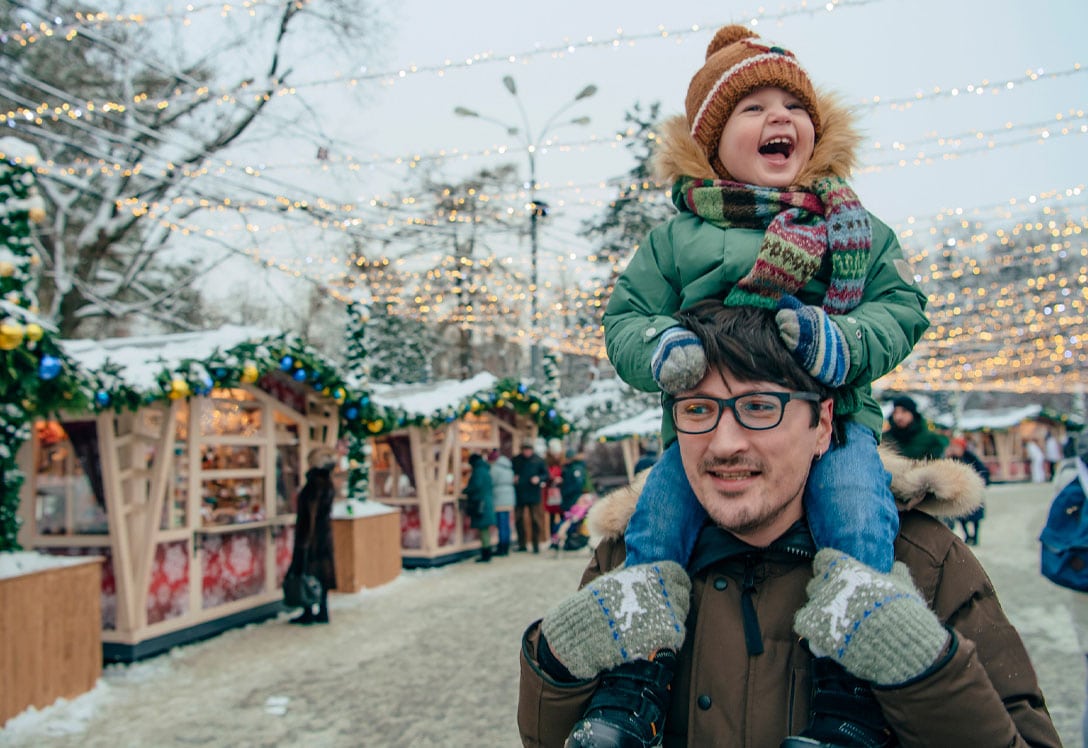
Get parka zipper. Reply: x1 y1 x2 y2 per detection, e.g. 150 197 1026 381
740 555 764 656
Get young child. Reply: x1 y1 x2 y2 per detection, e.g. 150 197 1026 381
548 24 929 747
549 491 595 555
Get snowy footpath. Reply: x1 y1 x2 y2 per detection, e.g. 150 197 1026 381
2 482 1083 747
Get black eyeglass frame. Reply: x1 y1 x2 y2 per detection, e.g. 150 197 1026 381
666 391 824 434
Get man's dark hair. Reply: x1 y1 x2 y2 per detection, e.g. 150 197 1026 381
675 300 834 426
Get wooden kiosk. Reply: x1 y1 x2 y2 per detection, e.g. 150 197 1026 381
16 327 348 661
593 406 663 483
365 373 555 567
932 403 1067 482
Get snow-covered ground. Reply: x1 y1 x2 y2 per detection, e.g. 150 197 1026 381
1 481 1082 747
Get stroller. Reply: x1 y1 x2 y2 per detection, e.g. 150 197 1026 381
549 493 595 556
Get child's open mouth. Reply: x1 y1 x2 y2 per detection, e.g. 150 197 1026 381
758 137 794 158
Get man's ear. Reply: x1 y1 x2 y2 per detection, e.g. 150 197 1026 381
816 398 835 454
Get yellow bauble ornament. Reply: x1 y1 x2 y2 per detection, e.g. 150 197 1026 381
0 262 14 277
169 379 191 399
529 402 540 414
26 195 47 223
367 419 384 433
562 424 571 434
241 364 259 383
495 399 506 408
25 323 43 342
0 320 24 350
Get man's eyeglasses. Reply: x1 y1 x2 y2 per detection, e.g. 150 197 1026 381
667 391 823 434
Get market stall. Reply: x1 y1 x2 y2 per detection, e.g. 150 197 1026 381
592 406 663 486
16 326 348 661
933 404 1068 482
365 373 566 567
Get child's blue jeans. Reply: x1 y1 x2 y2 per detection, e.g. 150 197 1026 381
624 420 897 573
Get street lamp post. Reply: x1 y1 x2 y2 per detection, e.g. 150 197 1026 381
455 76 596 381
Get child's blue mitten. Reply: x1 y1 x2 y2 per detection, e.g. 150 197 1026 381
775 295 850 387
651 327 706 394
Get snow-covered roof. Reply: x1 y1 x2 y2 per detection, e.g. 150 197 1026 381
594 406 663 440
60 325 278 390
0 136 41 162
368 373 498 416
933 404 1044 431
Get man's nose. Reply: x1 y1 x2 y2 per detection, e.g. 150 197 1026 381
706 409 750 454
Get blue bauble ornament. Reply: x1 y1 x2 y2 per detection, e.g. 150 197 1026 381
214 368 228 380
279 355 293 371
360 395 370 406
517 383 528 394
547 408 557 419
94 391 112 407
344 406 359 420
38 355 62 380
293 368 307 382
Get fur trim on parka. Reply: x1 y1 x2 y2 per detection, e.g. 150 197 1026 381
650 89 863 187
587 446 986 545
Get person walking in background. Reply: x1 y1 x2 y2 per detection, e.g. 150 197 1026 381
945 435 990 545
560 448 592 513
1045 430 1064 480
511 442 549 553
462 453 495 563
885 395 948 460
287 446 339 625
1027 438 1048 483
544 451 565 537
487 449 515 556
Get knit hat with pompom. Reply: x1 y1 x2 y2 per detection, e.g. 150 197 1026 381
686 25 821 178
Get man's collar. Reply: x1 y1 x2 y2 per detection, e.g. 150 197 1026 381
688 520 816 576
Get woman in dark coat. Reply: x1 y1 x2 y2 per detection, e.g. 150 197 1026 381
463 453 496 563
287 447 339 624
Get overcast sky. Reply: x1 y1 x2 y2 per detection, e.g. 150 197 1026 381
337 0 1085 225
192 0 1085 314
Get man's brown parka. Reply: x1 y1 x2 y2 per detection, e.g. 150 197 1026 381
517 451 1061 747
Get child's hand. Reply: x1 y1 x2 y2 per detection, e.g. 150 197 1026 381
651 327 707 394
775 295 850 387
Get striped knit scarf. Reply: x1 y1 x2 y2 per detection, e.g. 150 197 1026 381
673 175 870 313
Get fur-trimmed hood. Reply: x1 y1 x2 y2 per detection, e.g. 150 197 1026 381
650 89 862 188
587 446 985 544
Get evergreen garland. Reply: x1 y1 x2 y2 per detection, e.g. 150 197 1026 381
0 140 90 550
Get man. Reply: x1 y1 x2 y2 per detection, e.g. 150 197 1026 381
884 395 947 460
944 436 990 545
559 449 591 514
518 303 1059 747
511 441 550 553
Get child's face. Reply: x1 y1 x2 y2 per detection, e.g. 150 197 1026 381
717 86 815 188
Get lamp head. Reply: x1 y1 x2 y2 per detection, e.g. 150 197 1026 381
575 84 598 101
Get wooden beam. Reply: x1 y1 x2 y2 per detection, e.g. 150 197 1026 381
97 410 138 637
133 402 179 611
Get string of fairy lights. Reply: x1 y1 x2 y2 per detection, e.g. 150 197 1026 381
2 2 1085 393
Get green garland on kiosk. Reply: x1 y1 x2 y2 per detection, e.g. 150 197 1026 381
0 140 91 550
